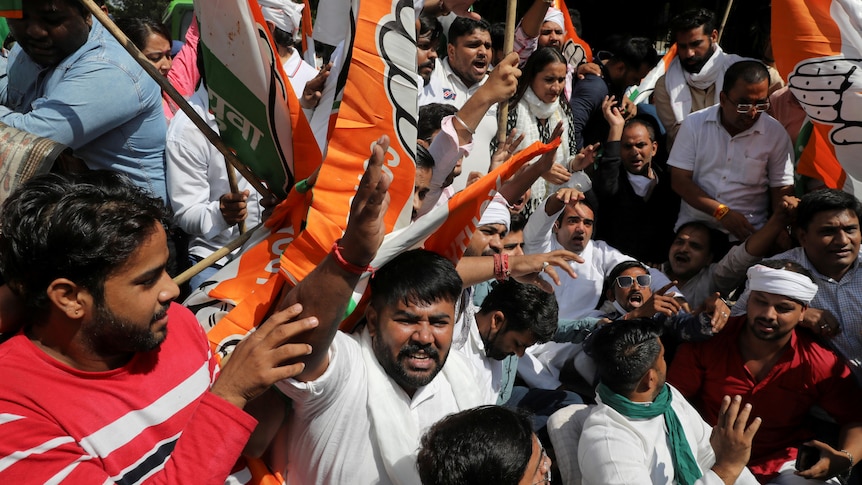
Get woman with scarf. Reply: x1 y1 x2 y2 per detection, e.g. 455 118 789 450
495 46 593 216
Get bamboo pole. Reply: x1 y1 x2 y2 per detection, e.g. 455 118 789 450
173 222 265 285
496 0 518 143
717 0 735 44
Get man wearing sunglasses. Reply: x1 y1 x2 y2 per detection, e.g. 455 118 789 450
668 60 794 242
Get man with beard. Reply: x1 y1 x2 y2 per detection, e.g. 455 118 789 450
730 189 862 384
419 17 497 191
0 171 317 482
593 98 680 264
274 249 492 484
416 14 442 89
652 9 784 148
669 261 862 484
669 60 794 242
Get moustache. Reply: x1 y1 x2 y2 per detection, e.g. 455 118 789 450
398 342 440 362
152 304 170 323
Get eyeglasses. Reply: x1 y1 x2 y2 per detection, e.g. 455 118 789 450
730 99 770 114
532 446 552 484
615 274 651 288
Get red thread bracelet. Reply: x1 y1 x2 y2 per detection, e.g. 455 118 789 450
331 239 372 275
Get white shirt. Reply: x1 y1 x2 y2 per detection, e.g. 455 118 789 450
579 385 759 485
453 310 503 402
283 51 318 99
418 59 497 192
165 86 262 263
275 332 476 485
667 105 794 233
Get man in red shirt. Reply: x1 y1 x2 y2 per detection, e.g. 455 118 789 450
669 260 862 483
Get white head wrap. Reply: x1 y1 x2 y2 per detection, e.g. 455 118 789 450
543 8 566 33
746 264 818 305
258 0 304 37
478 194 511 232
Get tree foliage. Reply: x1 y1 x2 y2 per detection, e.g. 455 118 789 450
106 0 172 23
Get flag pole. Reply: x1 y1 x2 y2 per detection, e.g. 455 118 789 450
78 0 274 230
173 222 265 285
496 0 517 143
717 0 735 44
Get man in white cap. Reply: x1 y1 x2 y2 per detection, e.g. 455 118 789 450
669 260 862 484
257 0 322 107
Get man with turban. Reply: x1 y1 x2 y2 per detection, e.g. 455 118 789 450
669 261 862 484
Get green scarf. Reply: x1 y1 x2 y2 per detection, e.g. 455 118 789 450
597 382 703 485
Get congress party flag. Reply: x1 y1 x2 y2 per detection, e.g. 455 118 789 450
300 0 316 66
772 0 862 190
554 0 592 66
195 0 321 199
630 45 677 105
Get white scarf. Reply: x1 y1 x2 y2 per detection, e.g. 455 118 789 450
358 328 484 485
664 45 743 123
522 86 559 120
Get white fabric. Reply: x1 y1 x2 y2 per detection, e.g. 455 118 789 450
578 385 759 485
522 86 559 120
511 98 571 211
663 46 743 124
626 170 657 199
543 8 566 31
282 51 319 100
452 309 504 404
548 403 592 485
165 86 262 263
258 0 304 36
747 264 818 305
418 59 497 192
667 105 794 234
416 116 472 219
478 194 511 230
275 331 486 485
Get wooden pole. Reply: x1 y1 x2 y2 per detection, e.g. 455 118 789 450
717 0 735 44
496 0 518 143
79 0 276 235
173 222 264 285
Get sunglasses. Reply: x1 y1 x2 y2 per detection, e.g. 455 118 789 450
615 274 651 288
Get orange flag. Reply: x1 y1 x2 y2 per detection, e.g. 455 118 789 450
772 0 862 189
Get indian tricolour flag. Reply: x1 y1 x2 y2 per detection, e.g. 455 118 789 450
629 44 677 105
772 0 862 192
0 0 20 18
195 0 321 199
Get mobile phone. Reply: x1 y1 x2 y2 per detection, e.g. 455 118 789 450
795 444 820 471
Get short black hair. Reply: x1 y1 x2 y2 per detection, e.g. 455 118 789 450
369 249 462 310
419 14 443 44
624 117 656 142
479 280 559 343
447 17 490 46
797 189 862 230
416 143 435 170
599 35 658 71
509 212 527 233
490 22 506 53
669 8 717 39
586 318 663 395
0 171 169 313
271 26 295 49
418 103 458 143
417 405 534 485
722 60 770 94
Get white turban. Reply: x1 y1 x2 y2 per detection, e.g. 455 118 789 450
478 194 511 232
543 8 566 33
746 264 818 305
258 0 304 36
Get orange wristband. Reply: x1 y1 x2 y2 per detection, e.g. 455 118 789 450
713 204 730 220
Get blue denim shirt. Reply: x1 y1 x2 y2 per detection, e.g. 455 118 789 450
0 20 167 202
